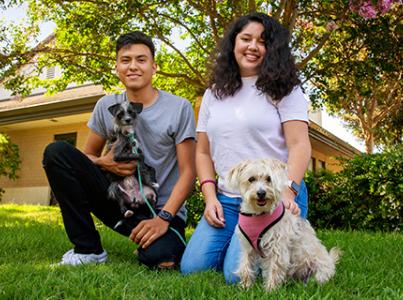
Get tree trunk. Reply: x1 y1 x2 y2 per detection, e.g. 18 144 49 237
365 131 375 154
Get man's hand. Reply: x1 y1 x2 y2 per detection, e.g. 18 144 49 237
99 149 137 177
129 217 169 249
282 188 301 216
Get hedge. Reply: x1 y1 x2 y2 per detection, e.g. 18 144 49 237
306 147 402 231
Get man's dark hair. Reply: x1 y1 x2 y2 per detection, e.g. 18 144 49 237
116 31 155 58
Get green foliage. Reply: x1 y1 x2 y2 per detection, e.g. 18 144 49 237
1 205 403 299
306 148 403 231
0 133 21 201
308 2 402 153
185 180 204 228
1 1 359 103
305 169 351 229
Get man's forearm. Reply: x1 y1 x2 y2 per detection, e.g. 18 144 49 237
161 169 195 216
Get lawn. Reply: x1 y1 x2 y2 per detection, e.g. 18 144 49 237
0 204 402 300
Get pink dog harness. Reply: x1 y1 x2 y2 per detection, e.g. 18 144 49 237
238 203 285 257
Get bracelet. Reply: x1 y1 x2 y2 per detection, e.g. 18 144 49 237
200 179 217 191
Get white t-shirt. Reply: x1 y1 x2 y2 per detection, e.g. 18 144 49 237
197 76 309 197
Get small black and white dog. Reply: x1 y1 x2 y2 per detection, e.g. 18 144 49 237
107 101 158 223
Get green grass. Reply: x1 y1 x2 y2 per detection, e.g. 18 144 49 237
0 204 402 300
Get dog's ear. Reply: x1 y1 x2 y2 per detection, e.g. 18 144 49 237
108 103 121 117
226 160 251 190
130 102 143 114
264 158 288 197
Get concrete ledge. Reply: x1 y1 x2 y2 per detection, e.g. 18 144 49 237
1 186 51 206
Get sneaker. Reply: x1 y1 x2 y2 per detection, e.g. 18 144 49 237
54 249 108 266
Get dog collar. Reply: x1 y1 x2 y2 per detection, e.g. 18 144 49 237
238 202 285 258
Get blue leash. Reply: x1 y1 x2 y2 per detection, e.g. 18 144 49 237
128 133 187 246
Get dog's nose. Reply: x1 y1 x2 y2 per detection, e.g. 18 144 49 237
257 189 266 199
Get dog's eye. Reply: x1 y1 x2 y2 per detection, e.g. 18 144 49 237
248 177 256 183
266 176 271 183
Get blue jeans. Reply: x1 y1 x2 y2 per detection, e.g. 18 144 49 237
180 181 308 283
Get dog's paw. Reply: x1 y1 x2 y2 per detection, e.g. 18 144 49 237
238 271 255 290
264 280 280 292
239 278 253 290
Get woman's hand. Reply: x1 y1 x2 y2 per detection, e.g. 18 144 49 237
282 188 300 216
204 197 226 228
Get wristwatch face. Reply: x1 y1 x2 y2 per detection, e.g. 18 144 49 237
291 181 300 193
158 210 173 222
288 180 300 194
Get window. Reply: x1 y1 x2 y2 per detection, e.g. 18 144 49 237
308 157 316 172
54 132 77 146
318 160 326 170
46 67 56 79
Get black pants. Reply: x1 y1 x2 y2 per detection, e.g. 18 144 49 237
42 141 185 267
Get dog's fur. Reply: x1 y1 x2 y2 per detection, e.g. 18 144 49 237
107 101 158 221
226 158 340 291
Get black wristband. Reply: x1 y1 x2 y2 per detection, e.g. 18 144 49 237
158 210 174 223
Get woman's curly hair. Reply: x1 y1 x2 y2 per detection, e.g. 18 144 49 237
209 12 300 101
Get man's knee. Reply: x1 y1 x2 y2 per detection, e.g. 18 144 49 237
43 141 74 167
137 234 185 269
137 246 185 269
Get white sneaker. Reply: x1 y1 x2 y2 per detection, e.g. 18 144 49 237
55 249 108 266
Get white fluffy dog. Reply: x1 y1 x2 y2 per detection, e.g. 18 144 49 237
226 158 340 291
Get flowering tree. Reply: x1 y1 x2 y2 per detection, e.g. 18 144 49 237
309 3 401 153
349 0 401 19
0 0 401 152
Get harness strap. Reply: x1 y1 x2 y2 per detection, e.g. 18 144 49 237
238 203 285 258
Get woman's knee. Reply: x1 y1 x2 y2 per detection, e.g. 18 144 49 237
180 249 209 274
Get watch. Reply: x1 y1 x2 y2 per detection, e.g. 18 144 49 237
287 180 300 196
158 210 174 223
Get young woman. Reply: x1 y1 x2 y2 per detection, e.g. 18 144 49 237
181 12 311 283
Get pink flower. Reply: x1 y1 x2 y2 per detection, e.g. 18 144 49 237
349 0 360 13
358 1 378 19
326 21 339 32
378 0 392 14
349 0 401 19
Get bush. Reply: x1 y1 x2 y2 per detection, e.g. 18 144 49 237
185 180 205 228
306 147 402 231
305 170 351 229
0 133 21 201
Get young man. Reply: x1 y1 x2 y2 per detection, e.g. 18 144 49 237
43 31 196 268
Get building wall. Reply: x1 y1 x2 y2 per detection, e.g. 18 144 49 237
0 112 357 206
309 138 348 173
0 122 90 205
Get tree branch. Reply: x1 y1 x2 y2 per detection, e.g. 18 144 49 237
273 0 286 20
248 0 256 12
156 33 205 82
207 0 220 45
156 70 205 88
296 33 331 70
155 12 209 54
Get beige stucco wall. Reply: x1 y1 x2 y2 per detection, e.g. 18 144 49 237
0 121 90 204
310 138 347 172
1 107 357 206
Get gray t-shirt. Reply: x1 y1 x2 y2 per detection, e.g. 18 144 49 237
88 90 196 221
